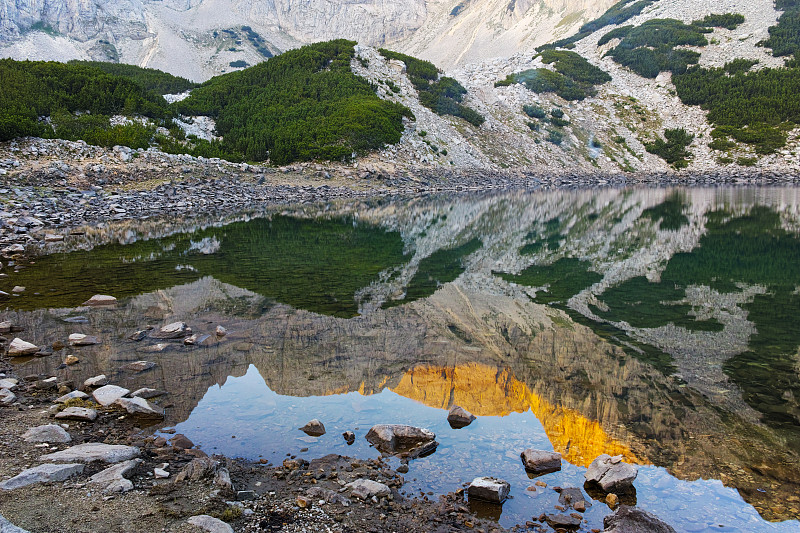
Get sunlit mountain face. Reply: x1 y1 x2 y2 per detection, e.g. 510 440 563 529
5 187 800 529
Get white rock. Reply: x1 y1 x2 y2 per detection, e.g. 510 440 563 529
0 389 16 405
55 390 89 403
7 338 38 357
124 360 156 372
186 515 234 533
68 333 99 346
0 321 11 333
154 468 169 479
82 294 117 306
55 407 98 421
151 321 191 339
83 374 108 387
130 388 165 399
345 479 391 500
584 454 638 492
468 477 510 503
115 397 164 419
88 458 142 493
21 424 71 443
0 378 18 390
0 463 84 490
41 443 140 463
92 385 130 406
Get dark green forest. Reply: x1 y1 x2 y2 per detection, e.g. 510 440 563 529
378 49 485 126
67 61 198 94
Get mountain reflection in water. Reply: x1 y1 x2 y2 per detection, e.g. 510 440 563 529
4 186 800 530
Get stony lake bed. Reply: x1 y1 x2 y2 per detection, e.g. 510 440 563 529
2 152 800 532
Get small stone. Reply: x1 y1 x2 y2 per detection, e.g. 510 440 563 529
115 397 164 420
300 419 326 436
35 377 58 390
169 434 194 450
124 360 155 372
88 459 142 493
521 449 562 473
44 234 64 242
154 468 169 479
128 330 149 341
447 405 476 428
68 333 99 346
0 321 12 334
83 374 108 387
342 431 355 445
397 464 409 473
8 338 38 357
130 388 166 399
186 515 233 533
11 286 24 293
346 479 391 500
215 325 227 337
467 477 510 503
41 442 140 463
82 294 117 306
22 424 72 443
0 463 84 490
64 355 79 365
92 385 130 406
364 424 435 454
296 495 310 508
55 407 98 421
606 493 619 508
0 389 16 405
236 490 256 501
150 321 191 339
545 514 581 529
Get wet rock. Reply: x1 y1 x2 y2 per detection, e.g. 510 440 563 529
138 343 171 353
365 424 435 454
92 385 130 406
124 360 156 372
150 321 191 339
521 449 562 474
21 424 71 443
306 486 351 506
55 390 89 403
606 493 619 508
82 294 117 306
115 397 164 419
41 442 140 463
88 458 142 493
300 419 326 436
342 431 355 445
447 405 476 428
468 477 510 503
186 515 233 533
0 463 84 490
8 338 38 357
63 355 79 366
169 434 194 450
55 407 97 421
346 479 391 500
83 374 108 387
603 505 676 533
585 454 638 493
558 487 591 511
545 513 581 529
68 333 98 346
131 388 166 399
397 464 409 473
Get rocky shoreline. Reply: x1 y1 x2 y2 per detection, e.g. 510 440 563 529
0 318 676 532
1 137 800 255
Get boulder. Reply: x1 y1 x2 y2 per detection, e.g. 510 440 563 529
0 321 12 334
346 479 391 500
131 388 166 399
55 407 97 421
0 378 18 390
447 405 476 428
68 334 98 346
0 463 84 490
124 360 156 372
55 390 89 403
365 424 435 453
92 385 130 406
21 424 71 443
558 487 591 511
603 505 677 533
115 397 164 419
585 454 638 493
169 434 194 450
150 321 191 339
88 458 142 493
521 449 562 474
299 419 326 436
0 389 15 405
545 514 582 529
0 513 30 533
82 294 117 306
7 338 38 357
83 374 108 387
175 457 216 483
41 443 140 463
468 477 510 503
186 515 233 533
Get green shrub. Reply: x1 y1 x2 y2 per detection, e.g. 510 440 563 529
645 128 694 167
523 104 547 119
547 129 564 144
538 0 655 50
693 13 745 30
68 61 197 94
764 0 800 57
737 156 758 166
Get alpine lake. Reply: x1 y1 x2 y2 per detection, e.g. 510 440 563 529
2 186 800 532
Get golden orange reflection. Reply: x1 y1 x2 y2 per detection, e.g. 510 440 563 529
390 362 644 467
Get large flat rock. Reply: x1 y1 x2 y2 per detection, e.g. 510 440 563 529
92 384 130 406
41 443 140 463
88 458 142 493
0 464 84 490
186 515 233 533
55 407 97 421
7 338 38 357
21 424 71 444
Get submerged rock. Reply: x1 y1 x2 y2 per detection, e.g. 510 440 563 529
0 463 84 490
68 333 98 346
467 477 510 503
546 513 581 529
346 479 391 500
131 387 166 399
557 487 591 512
521 448 562 474
365 424 435 454
82 294 117 306
124 360 156 372
585 454 638 493
150 321 191 339
447 405 476 428
603 505 676 533
300 419 326 436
